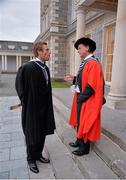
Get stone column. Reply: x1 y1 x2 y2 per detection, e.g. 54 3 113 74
74 5 86 74
16 56 19 71
2 55 5 71
108 0 126 109
4 55 7 71
19 56 22 66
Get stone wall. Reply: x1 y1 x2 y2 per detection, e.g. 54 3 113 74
39 0 117 79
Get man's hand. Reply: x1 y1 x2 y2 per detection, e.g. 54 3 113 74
64 75 74 82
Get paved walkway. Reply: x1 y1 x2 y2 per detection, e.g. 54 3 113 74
0 74 17 97
0 96 56 179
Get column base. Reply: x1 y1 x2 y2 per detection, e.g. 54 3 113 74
107 93 126 110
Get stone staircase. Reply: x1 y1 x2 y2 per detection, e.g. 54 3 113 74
45 95 126 179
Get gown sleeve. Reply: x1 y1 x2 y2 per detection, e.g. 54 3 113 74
77 84 94 103
73 76 76 85
15 66 24 104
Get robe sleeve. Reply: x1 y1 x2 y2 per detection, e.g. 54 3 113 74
15 66 24 104
73 76 76 85
77 84 94 103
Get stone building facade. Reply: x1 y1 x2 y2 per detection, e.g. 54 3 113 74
36 0 126 109
36 0 117 81
0 41 33 73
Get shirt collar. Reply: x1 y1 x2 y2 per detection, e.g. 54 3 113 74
84 54 93 61
35 57 45 64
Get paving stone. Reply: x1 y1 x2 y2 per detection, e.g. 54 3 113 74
0 148 10 162
0 139 25 149
0 133 11 142
0 159 27 173
10 167 29 179
11 132 24 141
0 74 16 97
0 123 22 133
0 171 9 179
10 146 26 160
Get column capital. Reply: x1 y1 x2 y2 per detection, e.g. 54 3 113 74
76 5 86 14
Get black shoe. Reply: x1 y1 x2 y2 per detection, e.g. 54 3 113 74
69 140 79 148
72 140 90 156
38 156 50 163
28 161 39 173
72 148 89 156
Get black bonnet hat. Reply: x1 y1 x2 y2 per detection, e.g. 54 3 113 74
74 37 96 52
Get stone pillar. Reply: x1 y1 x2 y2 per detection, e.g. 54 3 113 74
19 56 22 66
108 0 126 109
4 55 7 71
74 5 86 74
2 55 5 71
16 56 19 71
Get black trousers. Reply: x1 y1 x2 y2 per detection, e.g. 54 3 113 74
77 94 82 132
26 135 46 162
77 95 90 150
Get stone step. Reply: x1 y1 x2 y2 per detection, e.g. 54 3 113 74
45 133 85 179
53 95 126 179
101 108 126 153
53 94 126 152
53 91 126 153
53 106 119 179
94 134 126 179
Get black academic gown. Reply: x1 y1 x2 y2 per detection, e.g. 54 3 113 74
15 61 56 146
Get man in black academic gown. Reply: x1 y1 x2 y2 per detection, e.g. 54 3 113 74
15 42 56 173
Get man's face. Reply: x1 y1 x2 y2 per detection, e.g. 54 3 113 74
77 44 89 59
38 45 51 61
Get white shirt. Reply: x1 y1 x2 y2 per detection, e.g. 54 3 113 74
35 57 45 64
83 54 93 61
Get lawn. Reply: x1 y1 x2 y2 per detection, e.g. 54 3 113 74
51 81 70 88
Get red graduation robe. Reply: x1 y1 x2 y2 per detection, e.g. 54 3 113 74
69 59 103 143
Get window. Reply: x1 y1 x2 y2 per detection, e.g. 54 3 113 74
92 29 102 61
8 45 15 50
21 46 28 50
105 24 115 82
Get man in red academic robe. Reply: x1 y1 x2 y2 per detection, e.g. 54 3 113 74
64 37 105 156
